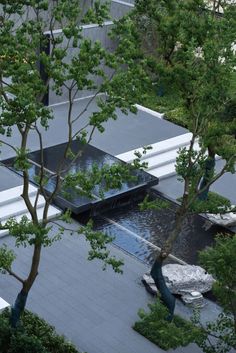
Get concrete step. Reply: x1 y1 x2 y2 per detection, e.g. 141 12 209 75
148 162 177 180
146 141 201 171
0 184 37 207
116 133 193 163
0 194 46 222
116 133 208 180
146 148 180 171
0 204 61 237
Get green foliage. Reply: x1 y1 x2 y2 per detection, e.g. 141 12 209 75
82 0 111 25
194 312 236 353
0 0 148 290
62 161 137 200
134 299 203 350
191 235 236 353
0 309 79 353
132 0 236 161
0 245 16 274
139 195 170 211
178 191 232 214
199 234 236 316
78 220 124 273
4 217 56 248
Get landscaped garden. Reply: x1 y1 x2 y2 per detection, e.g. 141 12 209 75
0 0 235 353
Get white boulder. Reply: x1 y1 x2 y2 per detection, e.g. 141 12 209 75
143 264 214 299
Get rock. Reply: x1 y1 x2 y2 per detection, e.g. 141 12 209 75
204 209 236 227
162 264 214 294
142 273 158 295
142 264 214 297
181 291 205 308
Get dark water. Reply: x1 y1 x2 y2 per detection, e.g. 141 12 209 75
93 193 229 265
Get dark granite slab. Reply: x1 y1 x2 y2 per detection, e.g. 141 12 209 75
3 140 158 214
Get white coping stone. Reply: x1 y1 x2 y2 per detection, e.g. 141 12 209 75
136 104 164 119
112 0 135 7
44 21 113 35
0 184 37 207
49 92 105 108
0 297 10 313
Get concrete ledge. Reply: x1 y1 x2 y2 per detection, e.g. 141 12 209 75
136 104 164 119
0 297 10 313
44 21 114 35
112 0 134 7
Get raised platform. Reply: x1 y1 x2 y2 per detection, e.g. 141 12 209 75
3 141 158 215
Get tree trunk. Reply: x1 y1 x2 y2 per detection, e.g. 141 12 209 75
198 147 216 201
10 244 41 328
10 289 28 328
150 205 187 320
150 259 175 321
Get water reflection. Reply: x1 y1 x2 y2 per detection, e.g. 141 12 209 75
93 193 228 265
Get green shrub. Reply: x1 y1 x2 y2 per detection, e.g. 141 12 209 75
177 191 231 214
9 334 49 353
0 309 79 353
0 315 12 353
133 300 204 351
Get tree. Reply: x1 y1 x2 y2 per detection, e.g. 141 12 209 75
117 0 236 318
193 234 236 353
0 0 147 327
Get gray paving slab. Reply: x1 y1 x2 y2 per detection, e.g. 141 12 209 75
0 166 23 192
155 158 236 205
0 220 212 353
0 98 187 160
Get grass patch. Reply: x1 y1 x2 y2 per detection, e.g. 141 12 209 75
139 88 189 128
177 191 232 214
0 309 80 353
133 300 203 351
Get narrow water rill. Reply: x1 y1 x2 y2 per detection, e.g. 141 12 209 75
89 191 232 265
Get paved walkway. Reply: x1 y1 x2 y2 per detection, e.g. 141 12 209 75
0 220 218 353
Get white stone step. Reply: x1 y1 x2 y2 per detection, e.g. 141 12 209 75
116 133 193 163
146 142 201 170
148 162 177 180
146 148 180 171
115 133 209 180
0 184 37 207
0 194 46 222
0 204 61 237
